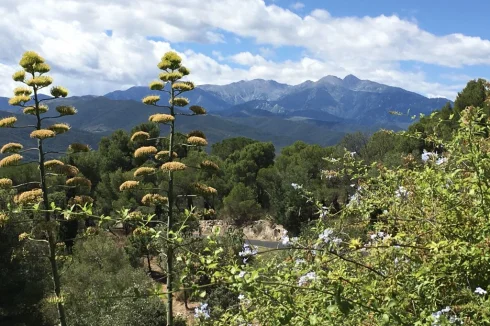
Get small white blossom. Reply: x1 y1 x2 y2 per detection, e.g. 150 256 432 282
318 228 334 243
239 243 258 264
238 271 246 278
280 230 291 246
194 303 210 319
436 157 448 165
349 151 356 157
298 272 317 286
319 206 328 218
295 259 306 265
422 149 437 162
332 237 342 245
238 294 245 301
395 186 409 199
291 183 303 190
475 287 487 295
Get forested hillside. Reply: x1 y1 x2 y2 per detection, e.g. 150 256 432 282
1 51 490 326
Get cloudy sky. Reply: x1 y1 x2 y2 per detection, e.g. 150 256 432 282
1 0 489 100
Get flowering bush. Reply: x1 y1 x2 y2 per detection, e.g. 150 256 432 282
190 105 490 325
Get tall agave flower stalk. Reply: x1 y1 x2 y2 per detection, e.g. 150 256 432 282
120 51 218 325
0 51 91 326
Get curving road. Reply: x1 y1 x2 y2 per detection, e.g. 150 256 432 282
245 239 286 249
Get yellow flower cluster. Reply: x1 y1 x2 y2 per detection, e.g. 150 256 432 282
119 180 139 191
141 193 168 206
131 131 151 142
0 143 23 154
48 123 70 134
14 189 43 205
149 113 174 124
155 150 178 160
134 146 158 158
25 76 53 88
0 178 13 189
56 106 77 116
142 95 160 105
161 162 187 172
0 154 22 167
0 117 17 128
149 80 165 90
66 177 92 188
193 182 217 195
8 95 31 106
60 165 79 177
50 86 68 98
30 129 56 140
13 87 32 96
24 105 48 115
134 167 156 177
187 136 208 146
169 97 189 107
189 105 206 115
68 195 94 206
200 160 219 170
68 143 90 153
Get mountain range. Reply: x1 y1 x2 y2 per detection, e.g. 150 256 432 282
0 75 452 154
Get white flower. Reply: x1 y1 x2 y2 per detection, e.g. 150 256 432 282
475 287 487 295
422 149 437 162
291 183 303 190
239 243 258 263
238 294 245 301
295 259 306 265
298 271 317 286
436 157 448 165
332 237 342 245
318 228 334 243
238 271 246 278
349 151 356 157
194 303 210 319
319 206 328 218
370 234 377 240
280 230 291 246
395 186 409 199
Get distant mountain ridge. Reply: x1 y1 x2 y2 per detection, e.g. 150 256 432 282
104 74 451 124
0 75 452 154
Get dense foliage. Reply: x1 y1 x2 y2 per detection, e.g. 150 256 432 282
2 49 490 325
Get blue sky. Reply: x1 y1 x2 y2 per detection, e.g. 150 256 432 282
1 0 489 99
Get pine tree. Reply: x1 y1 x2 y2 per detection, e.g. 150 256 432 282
120 51 218 325
0 51 92 326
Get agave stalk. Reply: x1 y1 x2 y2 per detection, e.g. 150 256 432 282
2 51 90 326
131 52 213 326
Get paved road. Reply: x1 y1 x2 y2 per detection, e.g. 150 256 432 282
246 239 285 249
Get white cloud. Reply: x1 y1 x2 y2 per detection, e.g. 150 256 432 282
0 0 488 99
290 2 305 10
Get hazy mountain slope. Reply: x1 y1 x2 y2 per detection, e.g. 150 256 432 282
199 79 291 105
104 86 229 112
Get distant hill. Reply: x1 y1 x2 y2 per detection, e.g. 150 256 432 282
0 75 452 154
104 75 451 125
